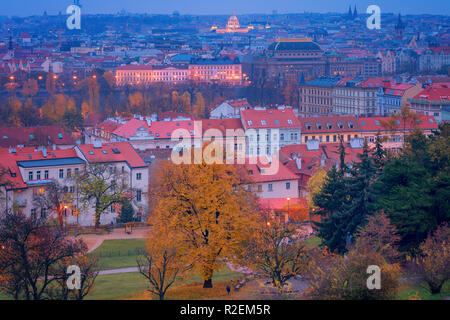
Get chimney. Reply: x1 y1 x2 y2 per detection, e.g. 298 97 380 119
295 155 302 170
320 153 325 167
52 144 56 151
8 147 16 154
42 148 47 158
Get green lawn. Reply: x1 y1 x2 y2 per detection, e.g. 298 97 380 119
304 235 322 249
86 266 244 300
86 272 148 300
397 280 450 300
88 239 146 270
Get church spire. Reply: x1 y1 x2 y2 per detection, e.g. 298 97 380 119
353 5 357 19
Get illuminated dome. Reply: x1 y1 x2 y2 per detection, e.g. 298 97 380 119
227 13 240 30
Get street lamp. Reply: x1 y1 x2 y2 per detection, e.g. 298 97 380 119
286 197 291 224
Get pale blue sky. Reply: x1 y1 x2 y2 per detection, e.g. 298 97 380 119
1 0 449 16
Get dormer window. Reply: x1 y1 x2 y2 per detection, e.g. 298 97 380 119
375 120 380 125
326 122 332 129
305 122 311 130
261 120 266 125
287 119 293 124
348 121 354 129
316 122 322 130
361 120 366 126
337 121 343 129
274 120 279 125
247 120 253 126
395 120 401 125
58 133 63 139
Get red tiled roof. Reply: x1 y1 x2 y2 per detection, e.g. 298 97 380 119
242 158 299 183
202 118 244 135
358 115 439 131
77 142 147 168
0 126 75 148
241 108 300 129
227 98 251 108
0 147 80 190
411 83 450 102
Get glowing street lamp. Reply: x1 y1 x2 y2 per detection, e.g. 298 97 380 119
286 197 291 224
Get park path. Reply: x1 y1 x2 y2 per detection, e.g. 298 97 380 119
69 226 151 253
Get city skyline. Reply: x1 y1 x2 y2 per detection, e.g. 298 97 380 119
1 0 449 17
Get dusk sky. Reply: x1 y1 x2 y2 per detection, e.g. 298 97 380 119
1 0 449 17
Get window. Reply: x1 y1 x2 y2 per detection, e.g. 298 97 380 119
305 136 309 143
268 184 273 192
257 185 263 193
326 122 332 129
274 120 279 125
75 168 79 176
316 122 322 130
137 173 142 180
31 209 37 219
348 121 354 129
326 135 330 142
261 120 266 125
247 120 253 126
67 169 71 178
280 133 284 141
333 135 337 142
59 169 64 179
286 182 291 190
41 208 46 219
337 122 343 129
36 171 41 180
287 119 293 124
136 189 142 202
44 170 49 179
305 122 311 130
29 171 33 181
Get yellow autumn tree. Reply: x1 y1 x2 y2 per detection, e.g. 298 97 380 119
171 91 181 110
41 94 75 122
150 159 260 288
81 101 93 119
127 91 144 114
306 166 327 211
181 91 191 114
193 92 206 117
21 79 39 97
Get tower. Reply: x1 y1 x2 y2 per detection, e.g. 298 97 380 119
395 13 405 39
347 5 353 20
353 5 357 19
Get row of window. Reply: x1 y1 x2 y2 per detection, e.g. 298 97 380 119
28 168 80 181
304 134 359 143
257 182 291 192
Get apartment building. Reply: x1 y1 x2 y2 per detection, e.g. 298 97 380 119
240 107 301 157
0 142 149 226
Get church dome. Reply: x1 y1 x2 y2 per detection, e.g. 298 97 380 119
227 14 240 29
